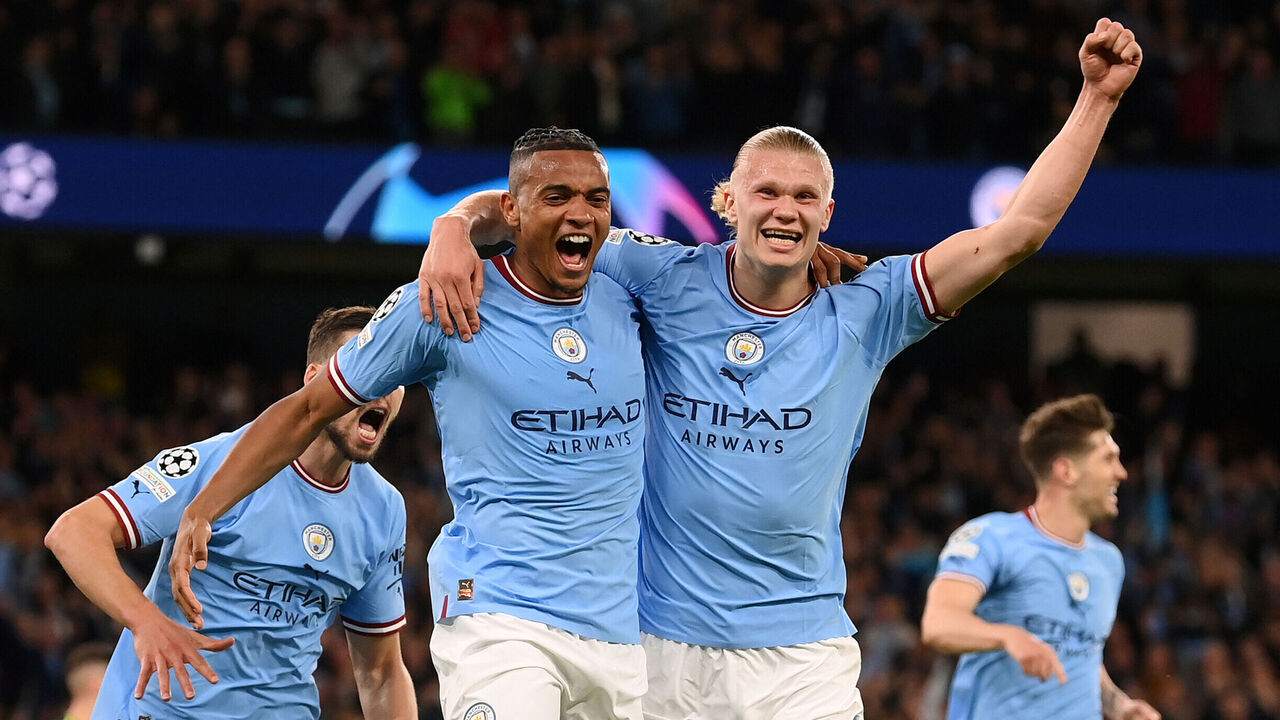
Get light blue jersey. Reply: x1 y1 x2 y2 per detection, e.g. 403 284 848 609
92 427 407 720
329 254 646 644
935 507 1125 720
593 230 948 648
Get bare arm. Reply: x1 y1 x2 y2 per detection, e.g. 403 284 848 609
1102 666 1161 720
45 498 233 701
348 631 417 719
419 190 512 340
417 191 868 335
921 577 1067 683
169 378 353 628
923 18 1142 313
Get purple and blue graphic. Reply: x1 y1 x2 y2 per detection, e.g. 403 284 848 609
324 143 720 245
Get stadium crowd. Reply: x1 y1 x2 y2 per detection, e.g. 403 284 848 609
2 0 1280 164
1 331 1277 719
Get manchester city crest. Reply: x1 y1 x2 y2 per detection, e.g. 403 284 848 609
464 702 496 720
1067 571 1090 602
725 331 765 365
303 523 335 561
552 327 587 363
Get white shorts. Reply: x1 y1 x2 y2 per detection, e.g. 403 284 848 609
641 633 864 720
430 612 647 720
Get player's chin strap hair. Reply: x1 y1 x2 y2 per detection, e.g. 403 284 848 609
508 127 603 191
709 125 835 227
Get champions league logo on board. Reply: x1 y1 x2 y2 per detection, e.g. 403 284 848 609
0 142 59 221
323 144 720 245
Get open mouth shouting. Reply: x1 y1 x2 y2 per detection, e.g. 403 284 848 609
356 406 388 444
555 233 594 271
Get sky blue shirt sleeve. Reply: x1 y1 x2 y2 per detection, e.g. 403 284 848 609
593 227 690 298
843 253 950 367
935 517 1003 594
329 282 443 405
97 435 234 550
341 496 408 633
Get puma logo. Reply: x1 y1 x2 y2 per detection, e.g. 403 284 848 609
718 367 752 396
130 479 151 498
566 368 597 393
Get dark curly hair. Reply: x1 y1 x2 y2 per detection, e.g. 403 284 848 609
508 127 602 192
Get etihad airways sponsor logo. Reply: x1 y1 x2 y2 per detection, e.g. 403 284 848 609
661 393 811 431
510 400 643 432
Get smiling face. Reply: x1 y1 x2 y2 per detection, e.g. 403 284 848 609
502 149 611 298
1070 429 1128 522
724 148 834 274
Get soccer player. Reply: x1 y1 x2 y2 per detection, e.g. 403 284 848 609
167 129 650 719
921 394 1161 720
418 19 1142 719
44 307 414 720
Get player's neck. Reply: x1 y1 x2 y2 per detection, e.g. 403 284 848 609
1030 497 1089 545
730 249 814 311
297 438 354 488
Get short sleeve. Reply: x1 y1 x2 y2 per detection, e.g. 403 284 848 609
340 500 408 636
97 437 230 550
592 227 690 299
844 253 954 366
328 282 442 406
934 519 1003 594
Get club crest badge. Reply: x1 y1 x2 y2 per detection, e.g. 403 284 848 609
725 332 764 365
1067 571 1090 602
463 702 496 720
304 523 335 561
552 327 587 363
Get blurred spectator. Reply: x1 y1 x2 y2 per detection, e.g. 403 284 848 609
0 0 1276 167
62 642 112 720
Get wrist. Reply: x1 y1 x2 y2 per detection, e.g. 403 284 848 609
993 624 1023 650
431 213 475 240
1079 83 1124 107
120 596 164 630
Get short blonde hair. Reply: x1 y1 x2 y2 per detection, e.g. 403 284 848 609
709 126 835 225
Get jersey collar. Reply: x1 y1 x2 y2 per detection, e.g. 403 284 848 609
291 459 350 494
725 244 816 318
1023 506 1086 549
493 254 583 306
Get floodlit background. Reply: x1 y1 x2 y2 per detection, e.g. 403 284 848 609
2 1 1279 718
